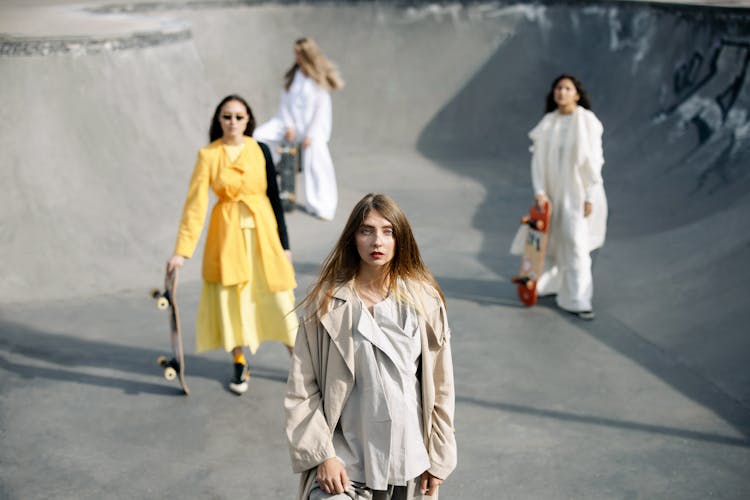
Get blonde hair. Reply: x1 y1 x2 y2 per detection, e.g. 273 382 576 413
299 193 444 320
284 37 345 91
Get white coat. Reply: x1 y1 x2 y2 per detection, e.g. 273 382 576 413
526 106 607 312
254 69 338 220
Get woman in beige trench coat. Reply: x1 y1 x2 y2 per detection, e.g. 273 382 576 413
284 193 457 499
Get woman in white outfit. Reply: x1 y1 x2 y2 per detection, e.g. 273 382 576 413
254 37 344 221
528 74 607 320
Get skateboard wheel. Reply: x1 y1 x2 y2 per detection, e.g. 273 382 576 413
157 355 167 366
150 288 161 299
164 366 177 381
156 297 169 310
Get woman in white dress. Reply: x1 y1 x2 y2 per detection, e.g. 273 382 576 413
254 37 344 221
527 74 607 320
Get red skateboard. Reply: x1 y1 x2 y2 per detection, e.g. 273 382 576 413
150 265 189 395
512 201 551 306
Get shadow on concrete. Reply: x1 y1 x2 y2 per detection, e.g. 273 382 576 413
456 394 750 449
415 1 750 439
0 353 178 397
533 296 750 440
0 319 291 395
417 3 750 251
436 275 523 308
293 260 324 278
6 313 747 448
435 268 750 442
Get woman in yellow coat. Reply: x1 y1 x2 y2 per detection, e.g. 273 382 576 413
168 94 298 395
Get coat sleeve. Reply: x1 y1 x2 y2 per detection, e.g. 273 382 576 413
259 141 290 250
173 149 211 258
279 88 294 130
529 115 548 197
284 319 337 473
580 112 605 202
530 145 546 197
306 88 332 142
427 299 457 480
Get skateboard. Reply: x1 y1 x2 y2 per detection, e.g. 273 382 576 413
276 142 300 212
511 200 551 306
150 265 189 395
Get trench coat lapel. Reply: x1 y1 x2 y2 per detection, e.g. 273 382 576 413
319 284 356 377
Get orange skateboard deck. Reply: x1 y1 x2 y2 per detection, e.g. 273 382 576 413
512 201 551 306
150 265 189 395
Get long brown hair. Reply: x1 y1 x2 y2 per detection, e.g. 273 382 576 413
284 37 345 92
300 193 444 320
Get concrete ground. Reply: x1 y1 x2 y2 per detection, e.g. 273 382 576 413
1 1 749 499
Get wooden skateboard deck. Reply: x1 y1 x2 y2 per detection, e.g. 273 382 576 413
150 265 189 395
276 142 299 212
512 201 551 306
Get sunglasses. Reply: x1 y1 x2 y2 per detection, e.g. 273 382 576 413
221 114 247 121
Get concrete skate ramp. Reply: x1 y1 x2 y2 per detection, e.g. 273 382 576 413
2 2 750 498
2 0 749 426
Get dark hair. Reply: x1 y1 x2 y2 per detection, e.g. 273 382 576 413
544 74 592 113
300 193 445 319
209 94 256 142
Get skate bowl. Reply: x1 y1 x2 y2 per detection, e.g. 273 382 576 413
2 0 749 392
1 1 750 498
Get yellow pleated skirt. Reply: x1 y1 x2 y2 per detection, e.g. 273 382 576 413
195 207 298 354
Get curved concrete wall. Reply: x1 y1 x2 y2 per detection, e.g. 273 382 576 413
1 40 215 301
2 1 748 303
1 1 749 404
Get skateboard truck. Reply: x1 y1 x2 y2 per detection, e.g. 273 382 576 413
521 216 545 231
150 288 169 310
511 275 536 290
157 356 181 381
512 275 537 304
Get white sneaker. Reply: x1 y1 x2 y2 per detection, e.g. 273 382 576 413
575 310 596 321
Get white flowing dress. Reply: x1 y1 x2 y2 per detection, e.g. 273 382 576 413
527 106 607 312
254 69 338 220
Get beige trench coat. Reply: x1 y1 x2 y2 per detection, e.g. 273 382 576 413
284 282 457 499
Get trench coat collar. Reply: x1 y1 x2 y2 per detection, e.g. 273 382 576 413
319 281 357 376
318 280 445 376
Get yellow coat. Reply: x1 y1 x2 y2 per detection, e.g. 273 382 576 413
174 137 296 292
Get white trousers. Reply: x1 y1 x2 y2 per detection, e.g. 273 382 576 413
537 252 594 312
